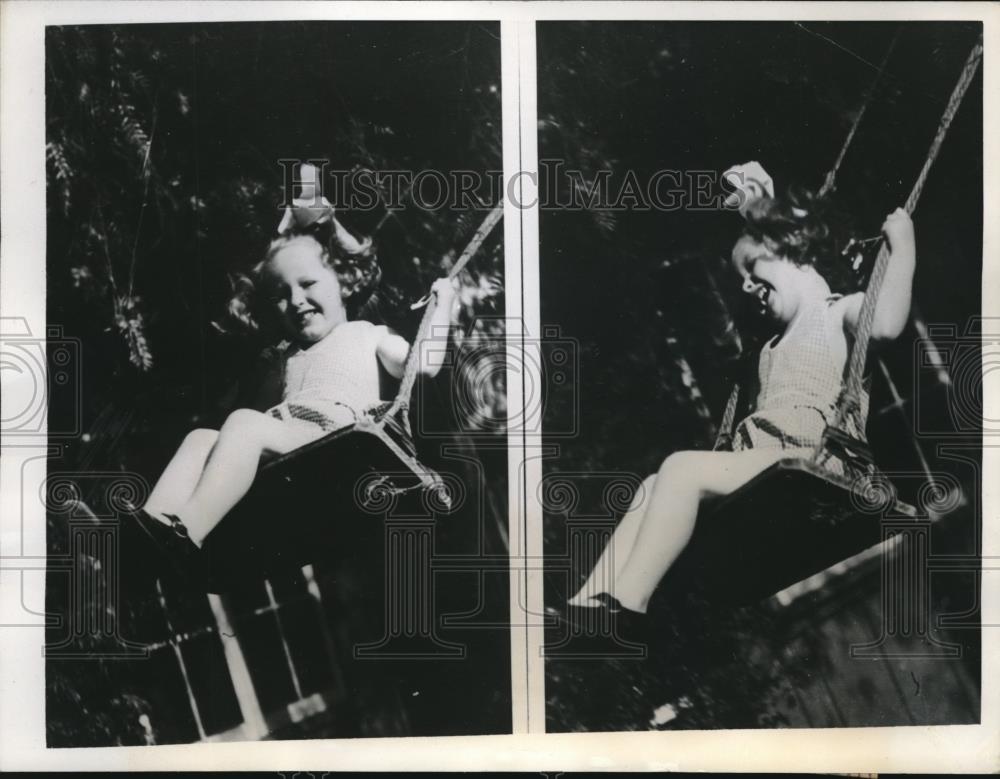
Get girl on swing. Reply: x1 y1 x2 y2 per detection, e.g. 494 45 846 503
567 162 916 626
130 164 458 578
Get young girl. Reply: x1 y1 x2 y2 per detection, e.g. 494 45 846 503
567 182 916 621
132 198 458 577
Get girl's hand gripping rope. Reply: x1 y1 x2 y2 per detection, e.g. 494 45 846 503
413 277 460 379
411 275 460 312
430 276 459 312
840 206 916 343
882 207 915 256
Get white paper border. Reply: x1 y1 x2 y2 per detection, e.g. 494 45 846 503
1 0 997 772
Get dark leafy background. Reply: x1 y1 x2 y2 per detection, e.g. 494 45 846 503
538 21 982 731
45 21 509 745
41 18 984 740
47 21 506 439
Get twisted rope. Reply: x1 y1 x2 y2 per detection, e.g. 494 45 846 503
384 205 504 426
832 36 982 436
716 35 981 450
713 383 740 450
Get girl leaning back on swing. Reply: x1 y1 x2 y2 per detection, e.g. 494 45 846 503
128 164 459 582
566 162 916 633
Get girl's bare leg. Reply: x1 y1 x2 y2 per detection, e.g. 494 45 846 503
144 428 220 521
174 410 319 546
611 448 789 613
567 474 656 606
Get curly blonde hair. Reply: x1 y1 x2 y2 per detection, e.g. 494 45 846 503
227 227 380 332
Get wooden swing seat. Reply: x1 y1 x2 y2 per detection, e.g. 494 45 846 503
683 455 917 605
201 408 443 594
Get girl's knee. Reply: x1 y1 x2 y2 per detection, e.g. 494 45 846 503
636 473 657 500
184 427 219 449
658 450 700 478
219 408 275 445
657 451 712 495
222 408 265 432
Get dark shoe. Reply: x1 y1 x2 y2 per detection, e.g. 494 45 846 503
547 594 648 659
591 593 649 649
130 509 207 587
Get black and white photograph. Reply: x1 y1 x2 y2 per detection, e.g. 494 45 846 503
538 21 985 732
39 19 511 744
1 2 998 773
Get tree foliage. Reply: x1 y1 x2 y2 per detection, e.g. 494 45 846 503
46 21 507 745
538 21 982 731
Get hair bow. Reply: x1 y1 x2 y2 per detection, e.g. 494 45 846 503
723 161 775 215
277 162 335 235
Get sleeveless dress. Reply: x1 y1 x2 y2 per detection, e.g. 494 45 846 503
732 295 869 454
266 320 387 441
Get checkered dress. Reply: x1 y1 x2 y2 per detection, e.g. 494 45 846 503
733 296 869 453
266 320 387 438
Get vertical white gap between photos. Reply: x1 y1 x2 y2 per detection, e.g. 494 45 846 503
501 18 545 735
518 18 545 736
500 17 528 735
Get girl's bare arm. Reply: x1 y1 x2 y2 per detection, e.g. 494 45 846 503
839 208 916 343
375 278 459 379
375 329 410 379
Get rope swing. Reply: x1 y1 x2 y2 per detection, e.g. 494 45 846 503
696 35 982 604
831 36 983 442
716 35 982 464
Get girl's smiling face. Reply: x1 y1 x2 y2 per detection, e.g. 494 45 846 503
731 235 825 325
264 237 347 345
